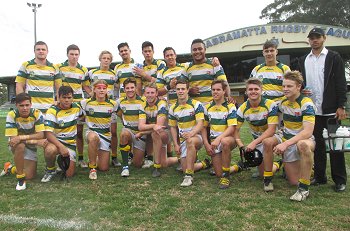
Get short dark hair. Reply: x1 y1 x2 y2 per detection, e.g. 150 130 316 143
176 78 189 89
191 38 205 47
163 47 176 56
15 93 31 104
67 44 80 54
34 41 48 51
123 77 137 88
211 79 228 91
58 86 74 97
142 41 154 50
263 40 278 50
118 42 129 51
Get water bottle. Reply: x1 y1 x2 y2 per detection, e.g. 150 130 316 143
335 126 345 150
343 127 350 150
323 128 331 151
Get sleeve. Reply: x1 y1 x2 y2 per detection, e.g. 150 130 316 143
168 106 177 127
80 99 87 116
5 111 18 136
213 65 227 81
203 105 209 127
227 104 237 126
333 53 347 108
53 65 62 85
139 102 147 120
156 60 166 77
82 67 90 87
34 110 45 132
156 70 166 89
15 62 29 83
302 98 316 124
267 101 279 124
44 108 56 132
236 104 245 129
250 66 258 78
194 102 204 120
157 101 168 119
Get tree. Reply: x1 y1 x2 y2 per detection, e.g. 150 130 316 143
260 0 350 28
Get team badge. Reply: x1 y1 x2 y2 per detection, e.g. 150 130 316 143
94 76 98 81
188 73 192 80
29 71 35 77
175 115 179 120
58 120 65 127
89 108 94 115
165 76 170 83
295 111 301 116
122 107 126 113
117 71 122 77
208 114 211 122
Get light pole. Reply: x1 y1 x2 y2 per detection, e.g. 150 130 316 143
27 2 42 44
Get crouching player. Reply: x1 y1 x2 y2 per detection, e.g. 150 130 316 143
138 83 179 177
42 86 83 182
264 71 315 201
3 93 47 190
234 78 281 192
81 80 118 180
201 80 238 189
169 79 210 187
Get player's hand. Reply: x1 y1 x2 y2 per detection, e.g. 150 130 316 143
153 125 166 134
211 138 221 150
135 132 143 139
9 136 21 147
182 131 194 140
205 143 215 156
174 144 180 157
132 66 145 78
37 139 48 148
246 142 257 152
189 86 200 95
59 145 70 157
273 143 288 155
169 78 177 89
211 57 220 67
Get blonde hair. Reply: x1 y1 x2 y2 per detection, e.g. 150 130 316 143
92 79 108 99
284 71 304 86
144 82 158 91
98 50 113 61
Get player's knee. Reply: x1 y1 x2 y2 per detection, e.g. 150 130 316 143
45 144 58 156
14 143 26 152
87 133 100 144
262 137 275 149
297 140 311 155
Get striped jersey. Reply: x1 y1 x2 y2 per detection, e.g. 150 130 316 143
114 58 142 98
279 95 316 141
117 95 145 133
15 59 61 112
139 99 168 124
168 98 204 143
204 101 237 141
80 98 118 142
143 59 166 89
45 103 83 151
237 98 279 139
57 60 89 101
88 68 117 99
250 62 290 102
186 59 227 104
157 63 187 106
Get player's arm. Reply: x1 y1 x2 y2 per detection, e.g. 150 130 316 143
83 85 92 97
45 131 69 156
233 126 244 148
138 118 155 132
9 132 45 148
16 82 25 95
183 119 203 139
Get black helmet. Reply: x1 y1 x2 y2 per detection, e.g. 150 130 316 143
57 155 70 180
240 147 263 168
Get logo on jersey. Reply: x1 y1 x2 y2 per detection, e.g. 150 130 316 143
295 111 301 116
122 107 126 113
89 108 94 115
117 71 122 77
29 71 35 77
58 120 65 127
188 73 192 80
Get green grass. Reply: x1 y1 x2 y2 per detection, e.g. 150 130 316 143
0 118 349 230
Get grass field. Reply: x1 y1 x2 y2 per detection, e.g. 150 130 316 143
0 118 349 230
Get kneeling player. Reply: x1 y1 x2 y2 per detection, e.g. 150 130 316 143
263 71 315 201
169 79 209 187
202 80 238 189
81 80 118 180
3 93 46 190
42 86 83 182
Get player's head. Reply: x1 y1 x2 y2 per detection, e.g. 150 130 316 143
118 42 131 60
123 77 137 99
34 41 48 60
262 40 278 64
175 78 189 100
245 78 263 100
144 82 158 103
99 50 113 68
283 71 304 98
58 86 74 109
92 79 108 100
211 79 227 101
66 44 80 64
191 38 206 63
142 41 154 62
163 47 177 67
15 93 32 117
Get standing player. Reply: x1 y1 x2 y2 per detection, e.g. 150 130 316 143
3 93 46 190
169 79 210 187
117 78 146 177
42 86 83 182
138 83 179 177
202 80 238 189
80 80 118 180
57 44 91 168
263 71 316 201
234 78 281 192
15 41 61 113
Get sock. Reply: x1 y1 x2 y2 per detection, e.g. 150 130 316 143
298 178 310 191
88 163 97 169
147 155 153 161
78 154 84 161
16 173 25 184
222 167 230 178
10 166 17 175
47 166 56 171
111 153 117 159
120 144 131 167
185 169 194 176
231 164 239 173
200 159 210 169
154 163 161 169
273 161 281 171
263 171 273 185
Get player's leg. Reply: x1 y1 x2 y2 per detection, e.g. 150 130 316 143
218 137 236 189
181 136 202 187
262 136 279 192
110 122 121 167
76 123 87 168
86 131 100 180
41 143 59 183
119 128 133 177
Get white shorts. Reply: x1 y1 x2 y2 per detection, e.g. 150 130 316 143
9 145 37 162
66 148 77 162
274 133 315 163
122 128 146 151
85 130 111 152
180 134 203 158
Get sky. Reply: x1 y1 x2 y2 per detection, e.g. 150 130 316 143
0 0 273 76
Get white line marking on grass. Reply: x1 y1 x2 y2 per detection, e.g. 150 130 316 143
346 164 350 176
0 214 88 230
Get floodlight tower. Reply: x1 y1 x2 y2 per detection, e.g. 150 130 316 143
27 2 42 44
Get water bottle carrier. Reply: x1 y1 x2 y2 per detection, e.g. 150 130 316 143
325 118 350 153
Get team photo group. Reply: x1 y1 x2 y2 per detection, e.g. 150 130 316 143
2 27 347 202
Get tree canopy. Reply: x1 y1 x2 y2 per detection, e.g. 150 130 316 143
260 0 350 28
